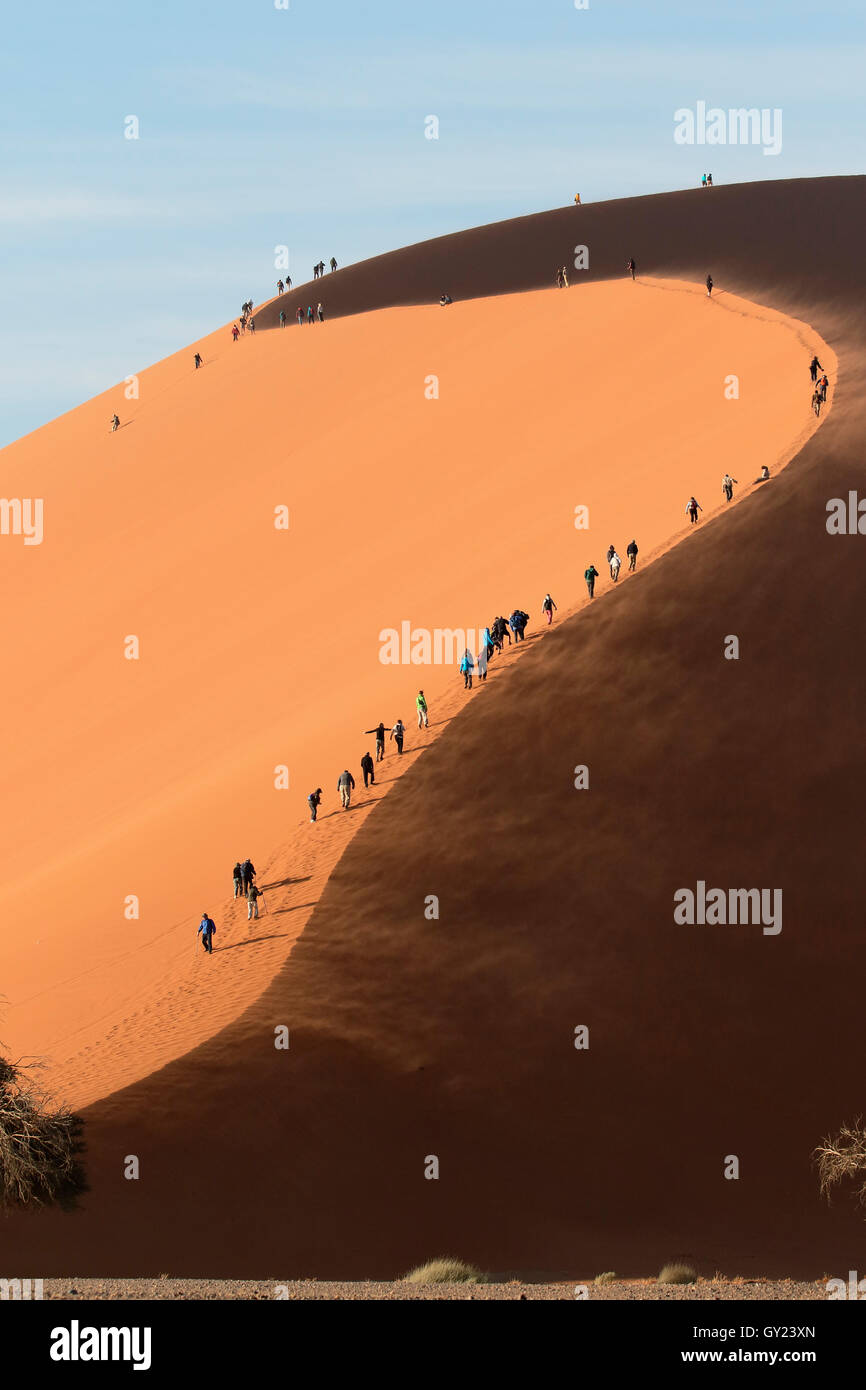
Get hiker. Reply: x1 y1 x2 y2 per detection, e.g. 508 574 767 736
819 374 829 402
241 859 256 895
247 883 262 921
686 496 703 524
439 293 453 306
296 307 304 325
722 472 738 502
194 352 203 369
755 464 771 483
279 309 286 327
249 317 255 334
627 257 636 280
585 563 599 598
561 266 569 288
317 302 324 322
812 389 822 417
542 594 557 624
110 414 120 432
493 615 511 648
232 324 240 342
609 550 622 582
232 862 243 898
574 193 581 204
416 690 429 728
365 721 386 761
390 719 406 754
337 768 355 809
330 257 337 272
277 279 284 294
313 263 319 279
627 539 638 571
307 788 322 822
701 173 707 188
198 913 216 954
509 609 529 642
706 274 713 297
360 751 375 788
477 642 489 681
459 649 474 690
809 355 823 383
307 306 314 324
556 267 564 288
707 173 713 187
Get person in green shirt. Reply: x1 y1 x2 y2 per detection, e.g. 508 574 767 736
585 565 599 598
416 690 429 728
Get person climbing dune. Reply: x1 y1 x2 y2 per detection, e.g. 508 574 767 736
337 768 355 809
365 721 386 761
198 913 216 954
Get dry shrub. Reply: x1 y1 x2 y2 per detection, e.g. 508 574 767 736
0 1052 85 1211
403 1257 487 1284
814 1119 866 1208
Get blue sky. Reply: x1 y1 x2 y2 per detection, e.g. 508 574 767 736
1 0 862 445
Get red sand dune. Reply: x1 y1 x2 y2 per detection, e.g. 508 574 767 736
1 176 860 1280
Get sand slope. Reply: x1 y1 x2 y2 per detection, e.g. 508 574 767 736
0 277 821 1115
1 176 856 1279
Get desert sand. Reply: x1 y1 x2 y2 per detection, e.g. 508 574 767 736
0 176 859 1282
0 276 824 1111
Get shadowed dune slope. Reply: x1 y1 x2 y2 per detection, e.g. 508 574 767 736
259 175 862 334
3 177 863 1280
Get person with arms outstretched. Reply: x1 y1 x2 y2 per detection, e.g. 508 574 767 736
365 721 386 761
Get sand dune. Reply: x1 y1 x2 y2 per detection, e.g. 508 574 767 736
0 175 856 1280
0 276 822 1114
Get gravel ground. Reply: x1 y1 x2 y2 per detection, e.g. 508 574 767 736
33 1277 831 1301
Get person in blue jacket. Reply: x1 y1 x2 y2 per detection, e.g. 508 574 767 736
459 649 475 690
509 609 529 642
198 913 216 954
